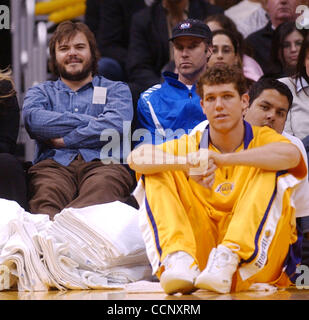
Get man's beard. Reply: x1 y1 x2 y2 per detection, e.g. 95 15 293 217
57 58 93 81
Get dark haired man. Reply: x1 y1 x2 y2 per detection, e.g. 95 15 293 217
135 19 212 145
244 77 309 267
23 21 136 219
127 65 306 295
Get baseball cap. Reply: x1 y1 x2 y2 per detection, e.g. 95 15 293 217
169 19 212 43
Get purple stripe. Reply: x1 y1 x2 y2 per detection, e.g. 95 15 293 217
243 121 253 149
200 121 253 150
240 171 288 265
283 224 303 283
145 195 162 259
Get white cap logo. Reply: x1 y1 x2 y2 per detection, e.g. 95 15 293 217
180 22 191 29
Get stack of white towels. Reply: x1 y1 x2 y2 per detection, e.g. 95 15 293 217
0 199 152 292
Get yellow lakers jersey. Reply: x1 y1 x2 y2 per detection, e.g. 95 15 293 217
158 121 307 214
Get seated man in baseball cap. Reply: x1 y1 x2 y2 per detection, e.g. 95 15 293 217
134 19 213 146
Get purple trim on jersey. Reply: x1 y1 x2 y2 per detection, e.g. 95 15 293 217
283 224 303 283
200 120 254 150
243 121 254 149
240 170 288 266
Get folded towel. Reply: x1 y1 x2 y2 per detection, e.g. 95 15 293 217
0 199 150 291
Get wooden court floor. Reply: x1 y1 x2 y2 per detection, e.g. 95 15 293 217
1 284 309 300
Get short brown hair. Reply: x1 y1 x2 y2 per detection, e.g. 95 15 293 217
196 65 247 98
48 20 99 76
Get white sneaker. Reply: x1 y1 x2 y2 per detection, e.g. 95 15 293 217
195 245 239 294
160 251 200 295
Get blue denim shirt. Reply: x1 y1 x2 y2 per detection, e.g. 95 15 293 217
22 76 133 166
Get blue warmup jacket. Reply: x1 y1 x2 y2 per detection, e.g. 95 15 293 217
135 71 207 146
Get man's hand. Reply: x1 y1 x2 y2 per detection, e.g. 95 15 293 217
187 149 217 188
48 137 65 148
189 158 216 188
187 148 209 176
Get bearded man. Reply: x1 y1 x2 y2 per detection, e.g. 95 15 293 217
23 21 136 219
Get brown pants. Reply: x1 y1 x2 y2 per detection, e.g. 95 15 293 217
28 156 135 219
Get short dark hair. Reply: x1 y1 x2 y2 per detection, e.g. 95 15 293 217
248 77 293 110
48 20 100 76
196 64 247 98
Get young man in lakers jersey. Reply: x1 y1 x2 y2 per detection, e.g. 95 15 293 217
127 65 307 295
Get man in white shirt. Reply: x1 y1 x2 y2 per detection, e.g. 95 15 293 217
245 0 298 73
244 77 309 242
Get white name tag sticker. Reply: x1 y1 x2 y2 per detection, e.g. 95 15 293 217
92 87 107 104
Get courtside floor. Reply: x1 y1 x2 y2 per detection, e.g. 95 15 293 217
0 281 308 300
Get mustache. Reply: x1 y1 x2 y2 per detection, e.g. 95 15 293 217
65 58 83 64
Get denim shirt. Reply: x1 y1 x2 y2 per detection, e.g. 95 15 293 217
22 76 133 166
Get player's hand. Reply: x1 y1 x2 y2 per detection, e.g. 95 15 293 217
187 148 209 175
189 157 216 189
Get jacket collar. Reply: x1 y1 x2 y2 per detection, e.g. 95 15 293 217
163 71 196 91
296 77 309 93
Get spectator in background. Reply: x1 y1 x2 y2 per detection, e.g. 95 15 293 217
207 30 240 68
0 69 28 210
85 0 147 82
208 29 262 89
23 21 136 219
246 0 298 74
135 19 212 145
126 0 223 111
279 36 309 142
205 16 263 88
278 36 309 203
268 21 306 78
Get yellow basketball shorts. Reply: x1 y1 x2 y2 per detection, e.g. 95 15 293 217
138 170 302 292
